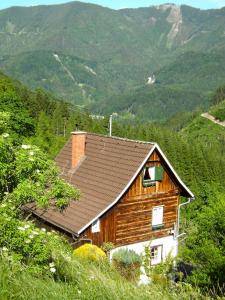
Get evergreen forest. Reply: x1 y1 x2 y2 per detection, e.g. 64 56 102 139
0 69 225 299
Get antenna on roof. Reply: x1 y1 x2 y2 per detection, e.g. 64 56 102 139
109 115 113 136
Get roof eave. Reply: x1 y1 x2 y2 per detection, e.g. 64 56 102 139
77 143 194 235
24 206 79 238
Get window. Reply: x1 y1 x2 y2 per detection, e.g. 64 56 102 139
152 206 164 229
151 245 163 265
142 166 164 187
91 219 100 233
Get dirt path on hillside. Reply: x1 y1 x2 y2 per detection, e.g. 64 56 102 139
201 113 225 127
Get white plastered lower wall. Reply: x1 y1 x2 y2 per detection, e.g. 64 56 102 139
110 235 178 260
110 235 178 284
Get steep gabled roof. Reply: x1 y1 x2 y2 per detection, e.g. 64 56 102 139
27 133 194 236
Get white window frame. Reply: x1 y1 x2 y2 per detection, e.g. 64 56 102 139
151 245 163 265
91 219 100 233
152 206 164 228
143 166 156 186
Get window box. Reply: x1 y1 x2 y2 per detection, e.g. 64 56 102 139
152 224 164 230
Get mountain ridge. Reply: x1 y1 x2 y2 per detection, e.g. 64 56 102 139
0 1 225 119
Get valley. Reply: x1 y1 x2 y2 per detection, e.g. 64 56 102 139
0 2 225 119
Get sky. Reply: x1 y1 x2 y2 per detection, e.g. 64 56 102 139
0 0 225 10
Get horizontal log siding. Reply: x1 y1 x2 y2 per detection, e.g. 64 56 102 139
82 150 180 247
81 208 116 247
115 150 180 246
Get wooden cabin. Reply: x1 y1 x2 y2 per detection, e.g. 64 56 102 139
27 131 194 264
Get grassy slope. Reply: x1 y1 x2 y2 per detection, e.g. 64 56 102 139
0 257 205 300
180 115 225 157
209 100 225 122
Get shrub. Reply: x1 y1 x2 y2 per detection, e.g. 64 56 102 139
112 249 141 265
101 242 115 256
73 244 106 262
112 249 141 281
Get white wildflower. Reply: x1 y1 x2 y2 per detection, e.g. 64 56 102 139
24 224 30 229
4 192 8 195
33 231 39 235
29 235 34 239
21 144 31 149
36 169 40 173
25 239 31 244
64 255 71 262
50 267 56 273
49 262 55 267
2 133 9 138
18 227 25 231
2 247 8 251
29 151 34 156
41 228 46 232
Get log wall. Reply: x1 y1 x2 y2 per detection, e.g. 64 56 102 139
82 149 180 247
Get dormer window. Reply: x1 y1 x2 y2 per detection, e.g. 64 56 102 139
142 166 164 187
91 219 100 233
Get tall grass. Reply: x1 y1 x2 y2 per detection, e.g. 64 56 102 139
0 256 215 300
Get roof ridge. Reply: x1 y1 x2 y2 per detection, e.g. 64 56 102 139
87 132 156 145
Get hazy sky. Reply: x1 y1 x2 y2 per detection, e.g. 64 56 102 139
0 0 225 10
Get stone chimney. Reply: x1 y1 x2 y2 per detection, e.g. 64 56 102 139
71 131 87 168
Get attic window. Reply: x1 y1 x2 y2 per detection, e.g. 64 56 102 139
91 219 100 233
142 166 164 187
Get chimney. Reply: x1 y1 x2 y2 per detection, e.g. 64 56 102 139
71 131 87 168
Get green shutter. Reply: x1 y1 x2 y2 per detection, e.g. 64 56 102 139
155 166 164 181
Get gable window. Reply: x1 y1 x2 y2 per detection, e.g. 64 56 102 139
91 219 100 233
142 166 164 187
151 245 163 265
152 206 164 229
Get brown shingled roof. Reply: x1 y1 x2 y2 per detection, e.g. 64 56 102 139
27 133 154 235
26 132 194 235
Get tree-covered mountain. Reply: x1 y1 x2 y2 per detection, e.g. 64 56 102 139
0 2 225 119
96 50 225 120
0 69 225 294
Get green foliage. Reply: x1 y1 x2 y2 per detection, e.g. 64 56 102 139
211 83 225 105
112 249 141 281
142 245 174 286
0 197 73 274
210 100 225 121
73 244 106 262
1 4 225 119
0 68 225 294
96 84 207 121
101 242 115 254
0 97 80 275
180 192 225 291
112 249 141 266
0 135 80 209
0 254 210 300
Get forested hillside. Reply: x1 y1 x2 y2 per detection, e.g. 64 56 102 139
0 2 225 119
0 71 224 297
